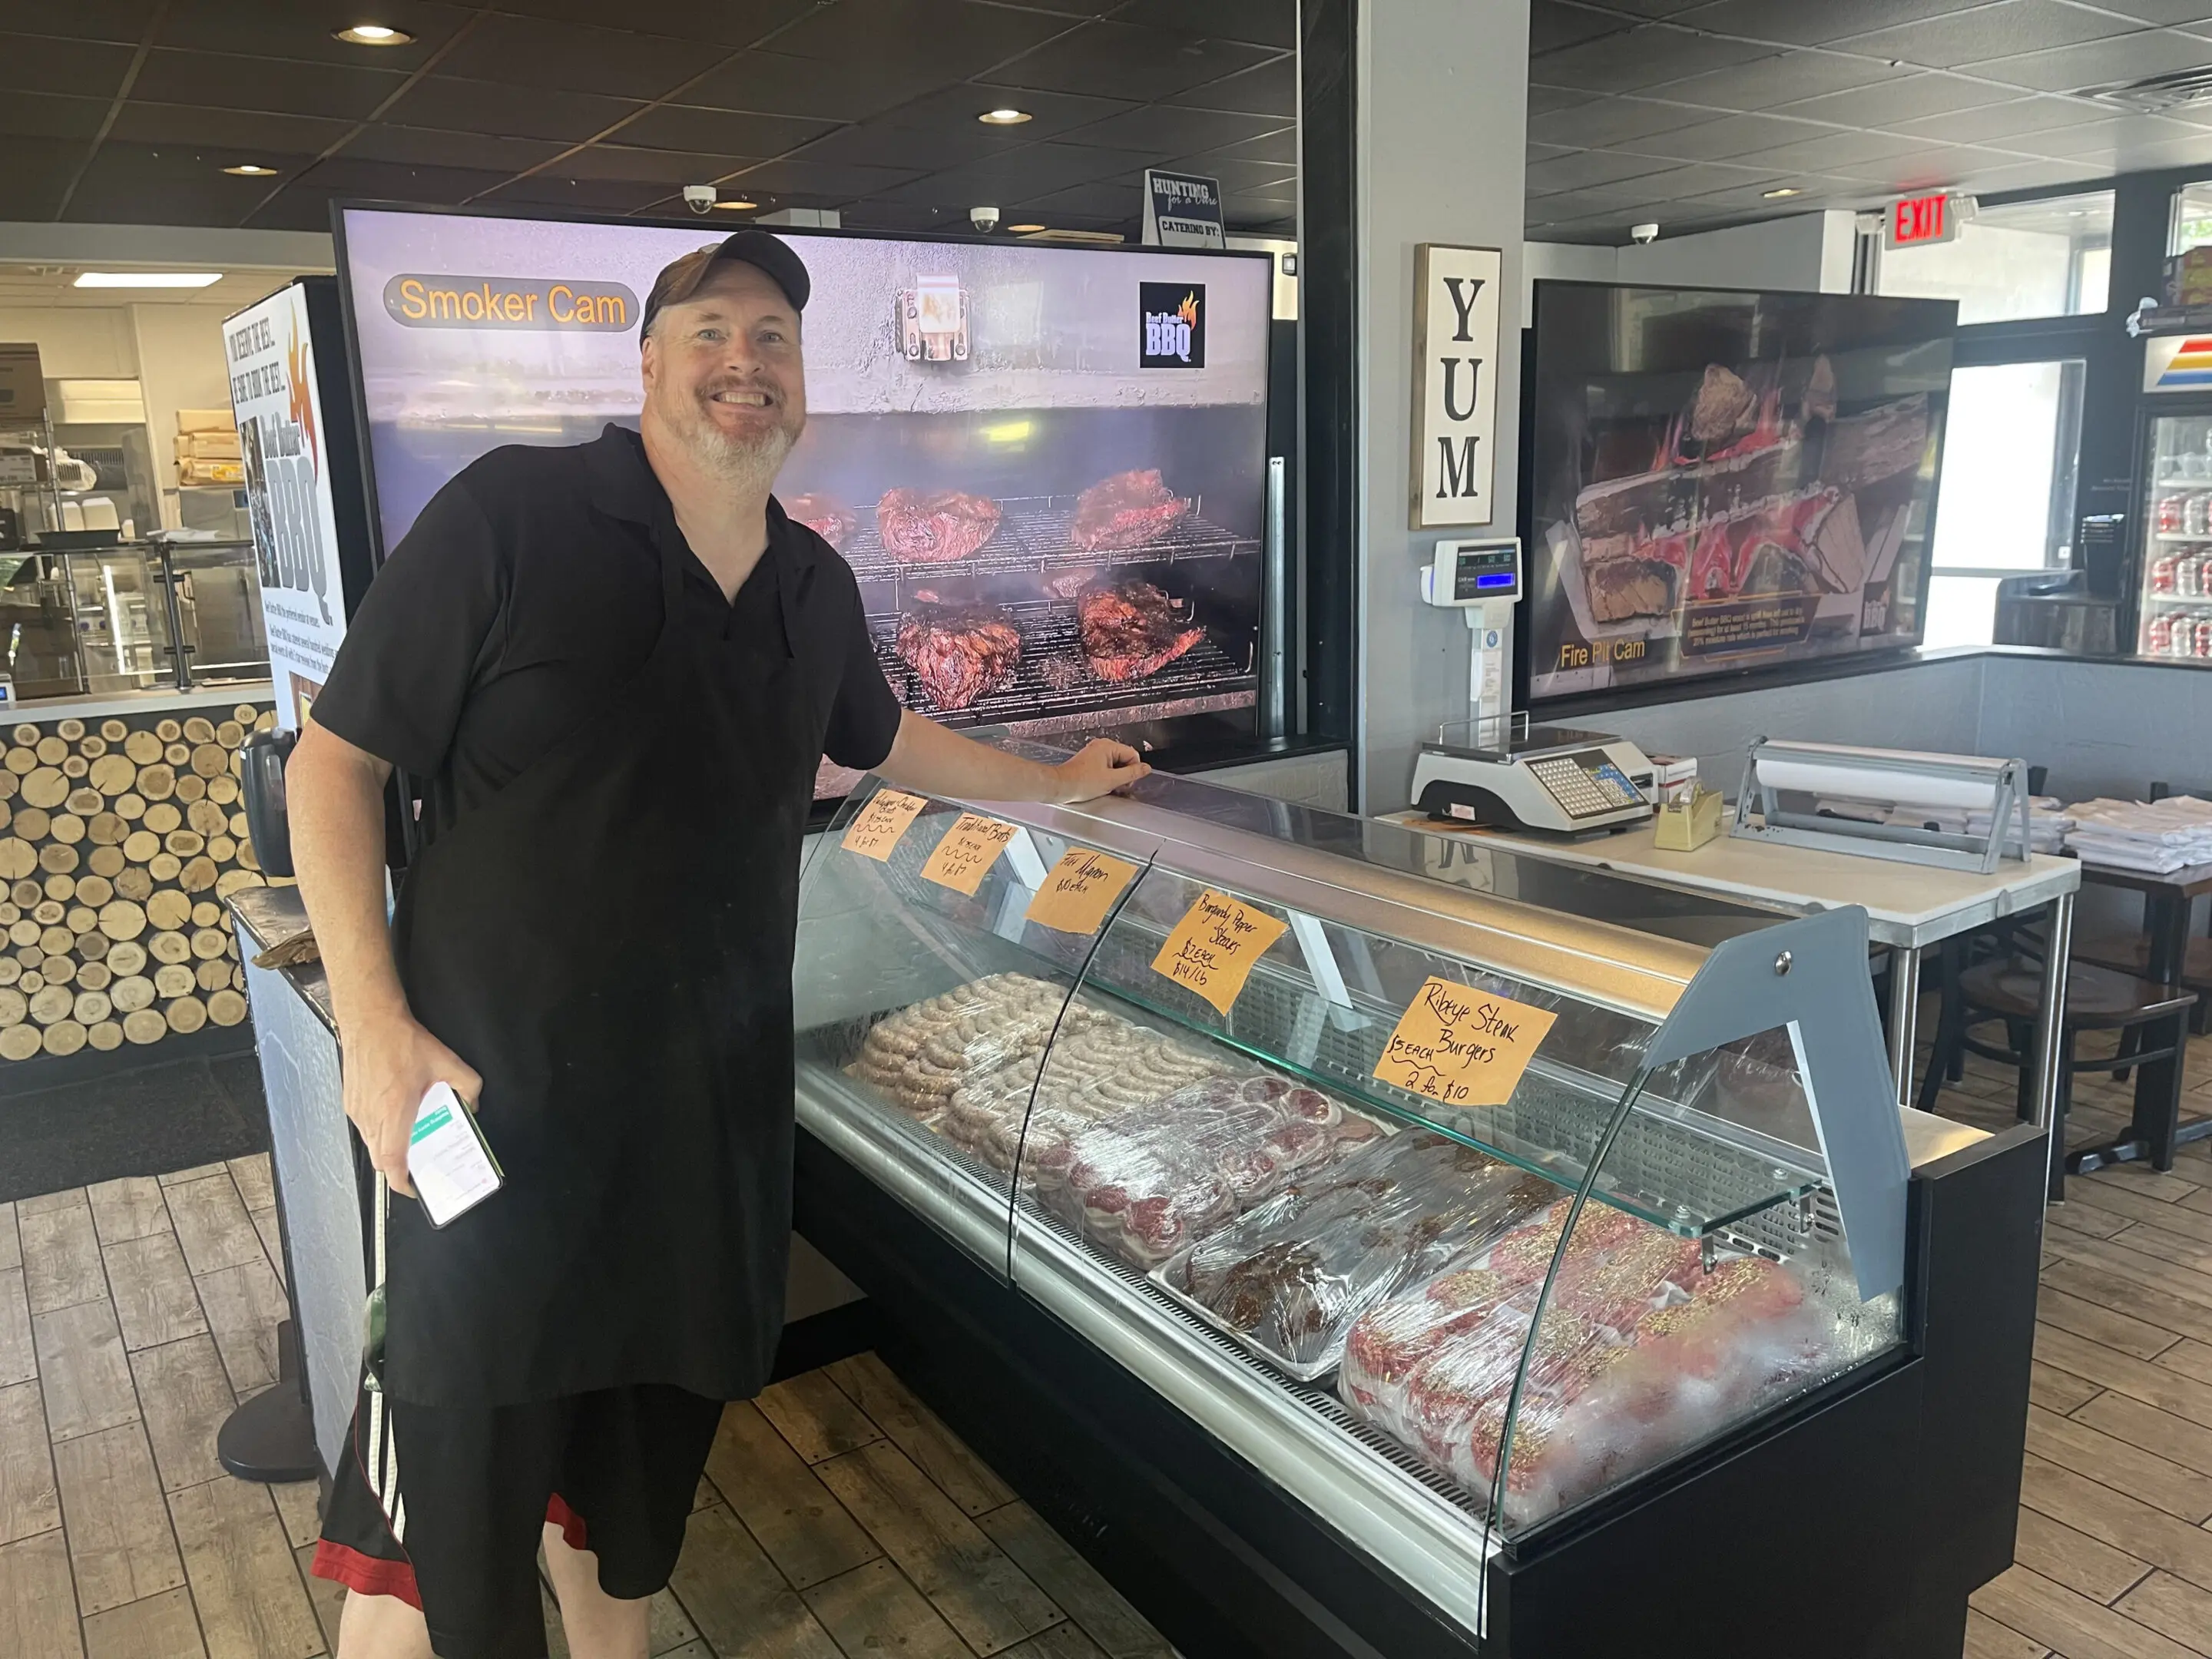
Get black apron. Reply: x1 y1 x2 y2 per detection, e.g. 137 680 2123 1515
379 498 826 1409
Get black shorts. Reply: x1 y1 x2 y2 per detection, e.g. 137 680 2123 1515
313 1379 724 1659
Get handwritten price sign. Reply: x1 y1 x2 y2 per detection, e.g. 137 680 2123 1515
919 813 1018 896
839 789 928 862
1150 889 1289 1015
1373 977 1558 1108
1025 848 1138 935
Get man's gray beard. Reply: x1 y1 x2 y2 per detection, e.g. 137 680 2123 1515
687 419 796 495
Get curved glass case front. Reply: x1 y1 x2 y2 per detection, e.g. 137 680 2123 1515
793 768 1906 1575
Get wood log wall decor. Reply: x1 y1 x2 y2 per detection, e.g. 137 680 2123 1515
0 703 275 1061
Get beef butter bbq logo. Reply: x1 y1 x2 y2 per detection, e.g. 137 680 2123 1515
382 273 638 330
1140 283 1205 368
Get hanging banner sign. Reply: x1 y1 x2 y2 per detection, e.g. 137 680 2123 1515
1410 244 1502 529
1142 169 1226 250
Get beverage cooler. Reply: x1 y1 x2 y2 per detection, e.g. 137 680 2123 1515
2135 400 2212 661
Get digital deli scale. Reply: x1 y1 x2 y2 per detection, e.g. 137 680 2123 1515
1407 539 1657 837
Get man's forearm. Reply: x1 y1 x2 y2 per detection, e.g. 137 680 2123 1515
876 710 1075 803
286 724 409 1037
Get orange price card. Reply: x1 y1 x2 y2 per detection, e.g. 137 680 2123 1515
1024 848 1138 935
1373 977 1558 1109
840 789 928 862
918 812 1018 896
1149 889 1290 1016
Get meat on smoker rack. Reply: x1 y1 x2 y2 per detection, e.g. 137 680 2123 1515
1072 469 1191 551
896 599 1022 711
783 492 856 551
1077 581 1207 682
876 488 1002 563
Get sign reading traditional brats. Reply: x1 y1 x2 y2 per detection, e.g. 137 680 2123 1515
1410 244 1502 529
919 813 1017 896
1024 849 1137 935
1151 889 1288 1015
1373 976 1558 1108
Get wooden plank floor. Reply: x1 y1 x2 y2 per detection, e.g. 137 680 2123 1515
0 1154 1175 1659
6 1019 2212 1657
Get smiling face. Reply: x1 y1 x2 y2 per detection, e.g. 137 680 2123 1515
639 258 806 491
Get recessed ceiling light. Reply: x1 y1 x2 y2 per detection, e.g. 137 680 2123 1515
1762 186 1803 199
1006 224 1046 233
333 23 414 45
73 272 223 289
223 164 278 177
713 199 757 210
978 108 1031 125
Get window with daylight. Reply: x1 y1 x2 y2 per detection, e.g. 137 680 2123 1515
1876 190 2112 325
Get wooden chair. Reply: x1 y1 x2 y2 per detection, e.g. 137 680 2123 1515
1949 957 2197 1200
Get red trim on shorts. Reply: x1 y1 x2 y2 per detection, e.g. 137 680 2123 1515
311 1538 424 1609
547 1492 588 1553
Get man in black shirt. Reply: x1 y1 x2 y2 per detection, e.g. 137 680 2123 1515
292 231 1144 1659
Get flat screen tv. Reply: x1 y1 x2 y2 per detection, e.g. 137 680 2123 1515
1524 280 1955 704
333 206 1273 793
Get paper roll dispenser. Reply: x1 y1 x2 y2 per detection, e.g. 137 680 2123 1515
238 727 298 879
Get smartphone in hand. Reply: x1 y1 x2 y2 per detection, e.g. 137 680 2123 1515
409 1081 503 1227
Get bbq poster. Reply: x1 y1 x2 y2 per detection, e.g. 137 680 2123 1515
1523 282 1955 701
337 208 1273 794
225 283 349 732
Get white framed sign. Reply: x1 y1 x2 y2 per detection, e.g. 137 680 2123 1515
1410 244 1501 529
1143 169 1225 249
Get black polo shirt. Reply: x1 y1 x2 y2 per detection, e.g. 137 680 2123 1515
313 425 901 843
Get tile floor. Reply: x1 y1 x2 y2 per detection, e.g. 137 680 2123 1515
4 1025 2212 1657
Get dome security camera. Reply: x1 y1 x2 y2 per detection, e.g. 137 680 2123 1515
684 184 717 214
970 205 1000 232
1630 222 1660 244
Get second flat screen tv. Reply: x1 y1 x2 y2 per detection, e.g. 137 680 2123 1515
1525 281 1956 704
334 206 1273 792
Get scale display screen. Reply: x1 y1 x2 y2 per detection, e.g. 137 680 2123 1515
1453 545 1518 601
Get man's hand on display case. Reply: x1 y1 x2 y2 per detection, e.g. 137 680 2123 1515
343 1011 482 1200
879 709 1150 804
1049 737 1151 802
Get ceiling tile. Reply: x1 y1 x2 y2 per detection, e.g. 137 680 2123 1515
477 173 677 213
1891 94 2114 143
290 155 513 201
65 142 288 225
1611 111 1841 161
1111 0 1295 49
720 157 929 199
611 104 839 158
989 22 1276 102
1190 125 1297 166
677 51 942 122
1650 51 1912 111
1055 104 1286 157
556 145 767 184
1160 156 1296 194
130 47 408 119
1527 84 1588 116
381 75 644 143
780 118 1008 174
434 14 714 102
1965 29 2212 92
1525 147 1681 192
1165 55 1296 116
873 83 1135 143
1528 95 1717 147
1749 127 1934 170
2088 0 2212 19
0 1 152 43
155 0 474 67
1023 180 1144 219
1831 2 2140 71
0 92 110 142
105 102 356 157
1998 111 2207 154
1531 2 1634 55
767 0 1073 78
1674 0 2033 47
1772 72 2019 127
0 135 88 220
478 0 815 48
1531 24 1780 94
0 32 136 98
342 124 569 174
1626 160 1796 197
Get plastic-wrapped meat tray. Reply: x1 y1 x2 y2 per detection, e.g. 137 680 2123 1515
1150 1133 1555 1382
1031 1075 1386 1270
1339 1200 1840 1528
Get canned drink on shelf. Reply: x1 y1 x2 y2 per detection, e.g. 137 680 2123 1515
2182 554 2206 598
2161 492 2188 532
2196 614 2212 657
2187 493 2212 536
2148 614 2175 654
2152 553 2181 594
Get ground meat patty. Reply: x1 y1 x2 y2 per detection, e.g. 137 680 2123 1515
877 488 1001 564
1071 469 1190 551
1075 581 1207 682
896 601 1022 711
783 492 855 551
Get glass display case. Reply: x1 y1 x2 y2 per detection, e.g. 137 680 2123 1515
793 764 1961 1646
0 541 267 697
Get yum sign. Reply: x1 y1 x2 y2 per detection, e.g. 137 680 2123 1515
1410 244 1502 528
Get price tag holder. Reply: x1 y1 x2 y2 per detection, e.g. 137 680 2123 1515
1373 977 1558 1108
919 812 1018 896
1151 889 1289 1015
1025 849 1138 935
841 789 927 862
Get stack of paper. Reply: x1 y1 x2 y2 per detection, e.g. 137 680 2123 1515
2065 796 2212 873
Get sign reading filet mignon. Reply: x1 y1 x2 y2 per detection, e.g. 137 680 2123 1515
876 488 1002 563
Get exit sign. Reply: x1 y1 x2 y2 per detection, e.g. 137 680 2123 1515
1886 193 1963 250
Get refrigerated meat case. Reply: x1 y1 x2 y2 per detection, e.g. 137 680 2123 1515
791 767 2046 1659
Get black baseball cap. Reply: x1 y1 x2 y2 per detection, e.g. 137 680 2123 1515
640 230 810 336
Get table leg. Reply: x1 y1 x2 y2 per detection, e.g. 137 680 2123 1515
1887 944 1920 1109
2148 889 2188 986
2032 895 2074 1194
